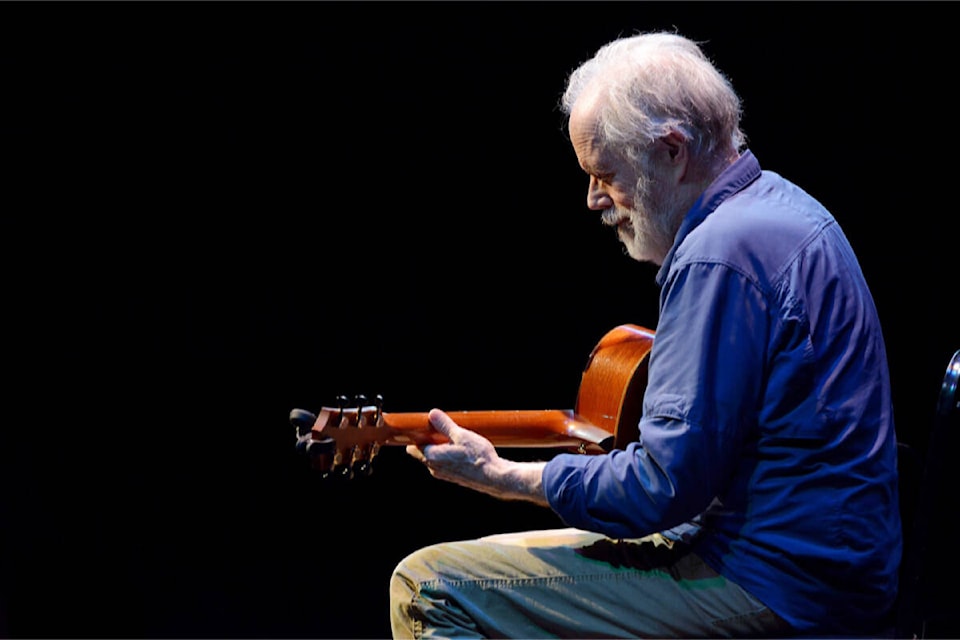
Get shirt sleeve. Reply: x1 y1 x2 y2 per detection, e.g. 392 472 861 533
544 260 768 539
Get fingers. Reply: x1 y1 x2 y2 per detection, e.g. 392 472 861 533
405 409 456 464
406 409 467 469
405 444 426 463
427 408 461 441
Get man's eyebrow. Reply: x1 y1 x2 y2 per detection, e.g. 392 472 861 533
580 158 606 174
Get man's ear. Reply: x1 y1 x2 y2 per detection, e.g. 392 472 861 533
659 131 687 161
656 131 689 180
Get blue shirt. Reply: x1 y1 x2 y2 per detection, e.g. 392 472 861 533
543 150 901 635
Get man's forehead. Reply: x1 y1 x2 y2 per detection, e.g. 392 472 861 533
569 95 604 152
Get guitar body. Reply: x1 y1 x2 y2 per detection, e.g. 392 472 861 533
575 323 653 451
292 324 654 476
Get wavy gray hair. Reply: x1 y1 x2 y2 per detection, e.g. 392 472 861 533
561 32 746 174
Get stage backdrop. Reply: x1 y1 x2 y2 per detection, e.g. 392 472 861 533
5 3 957 638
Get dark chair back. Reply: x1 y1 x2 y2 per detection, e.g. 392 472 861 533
896 348 960 639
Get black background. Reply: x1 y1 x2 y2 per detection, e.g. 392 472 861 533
4 2 958 638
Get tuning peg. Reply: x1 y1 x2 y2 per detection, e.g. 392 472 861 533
307 438 336 472
353 459 374 477
374 394 384 424
336 395 349 424
338 450 356 479
290 408 317 435
290 408 318 453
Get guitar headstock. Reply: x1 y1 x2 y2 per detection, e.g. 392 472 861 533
291 395 392 479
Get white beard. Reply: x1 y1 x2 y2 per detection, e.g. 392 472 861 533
602 184 686 265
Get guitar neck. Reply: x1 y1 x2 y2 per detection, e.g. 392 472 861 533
384 410 615 452
310 407 616 455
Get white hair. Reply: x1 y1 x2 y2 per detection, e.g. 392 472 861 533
561 31 746 172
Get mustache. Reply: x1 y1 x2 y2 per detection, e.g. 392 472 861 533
601 206 626 226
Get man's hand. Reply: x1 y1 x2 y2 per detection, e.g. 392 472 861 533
406 409 550 506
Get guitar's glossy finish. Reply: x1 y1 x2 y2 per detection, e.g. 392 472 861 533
575 324 654 450
353 409 615 452
295 324 655 475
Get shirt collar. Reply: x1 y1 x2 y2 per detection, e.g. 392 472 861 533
656 149 762 285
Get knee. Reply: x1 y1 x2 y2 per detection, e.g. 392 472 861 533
390 545 441 594
390 547 442 637
389 553 415 601
390 541 468 610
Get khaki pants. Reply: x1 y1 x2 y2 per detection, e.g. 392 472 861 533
390 527 790 639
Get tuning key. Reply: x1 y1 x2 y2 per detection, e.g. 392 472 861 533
336 395 350 425
290 408 318 453
289 408 317 429
353 459 374 478
354 394 368 425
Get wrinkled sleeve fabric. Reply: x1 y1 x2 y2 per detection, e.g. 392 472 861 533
544 260 767 539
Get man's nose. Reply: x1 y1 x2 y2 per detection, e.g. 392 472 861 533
587 176 612 210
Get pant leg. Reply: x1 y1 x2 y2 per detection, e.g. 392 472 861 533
389 528 790 639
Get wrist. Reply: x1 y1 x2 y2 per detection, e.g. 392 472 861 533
495 460 549 506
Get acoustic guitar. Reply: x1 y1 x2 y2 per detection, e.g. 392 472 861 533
290 324 654 477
